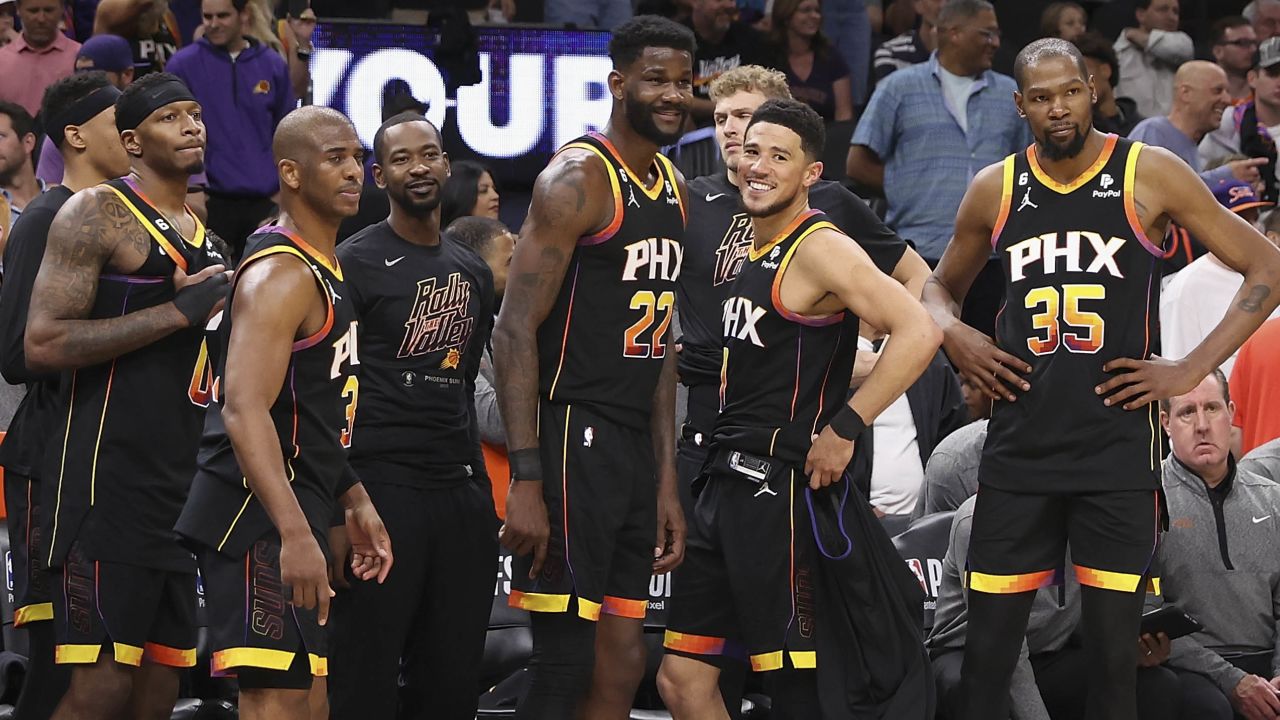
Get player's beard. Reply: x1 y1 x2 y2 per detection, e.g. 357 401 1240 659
388 182 441 217
744 186 799 219
1035 121 1091 161
624 93 686 146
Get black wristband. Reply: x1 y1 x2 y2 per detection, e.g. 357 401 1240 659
828 405 868 441
509 448 542 481
173 271 229 326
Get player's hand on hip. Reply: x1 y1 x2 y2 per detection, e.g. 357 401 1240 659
499 480 551 579
1097 356 1200 411
805 427 855 490
326 525 352 590
1137 632 1169 667
1232 674 1280 720
346 501 393 584
279 531 334 625
941 321 1031 402
653 485 686 574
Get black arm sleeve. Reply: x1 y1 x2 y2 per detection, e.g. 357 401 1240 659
0 205 59 384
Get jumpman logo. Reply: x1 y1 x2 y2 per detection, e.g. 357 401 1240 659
754 481 777 498
627 186 640 208
1017 187 1038 213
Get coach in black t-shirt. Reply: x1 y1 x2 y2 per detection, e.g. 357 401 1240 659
328 111 497 720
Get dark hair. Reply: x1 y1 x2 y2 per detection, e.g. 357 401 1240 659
444 215 509 256
441 160 497 228
770 0 832 59
938 0 994 30
0 100 34 139
746 98 825 160
17 0 65 6
372 111 441 165
1159 368 1231 413
1072 31 1120 86
1134 0 1153 10
40 72 114 149
1013 37 1090 91
381 90 428 122
609 14 696 70
1039 2 1085 39
1210 15 1251 46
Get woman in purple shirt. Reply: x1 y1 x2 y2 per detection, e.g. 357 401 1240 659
771 0 853 122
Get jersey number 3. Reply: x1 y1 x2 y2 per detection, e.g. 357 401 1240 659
624 290 675 358
1025 284 1105 356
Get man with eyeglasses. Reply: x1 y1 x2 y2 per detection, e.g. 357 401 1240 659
1211 16 1258 103
1201 36 1280 203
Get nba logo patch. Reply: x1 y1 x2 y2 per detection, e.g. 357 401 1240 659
906 558 927 592
583 427 594 447
253 80 271 94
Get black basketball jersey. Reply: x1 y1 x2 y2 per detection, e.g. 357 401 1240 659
176 227 360 557
713 210 861 466
983 135 1164 493
337 220 494 482
678 173 907 389
536 132 686 428
44 177 225 572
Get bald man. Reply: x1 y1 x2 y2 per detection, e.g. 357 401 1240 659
1130 61 1268 187
176 106 392 720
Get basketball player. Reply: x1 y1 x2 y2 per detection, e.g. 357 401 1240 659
922 39 1280 720
0 71 130 720
657 98 941 719
23 72 229 720
492 15 693 719
327 112 497 720
175 106 392 720
680 63 929 511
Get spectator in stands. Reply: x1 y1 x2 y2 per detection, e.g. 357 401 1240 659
850 0 1027 335
770 0 852 121
686 0 777 125
1252 0 1280 41
1113 0 1193 118
873 0 940 83
440 160 501 230
817 0 872 105
856 342 967 535
0 102 44 241
35 34 135 187
910 416 986 521
929 496 1180 720
446 215 515 447
1230 316 1280 456
1161 180 1279 376
273 0 316 103
1211 16 1259 103
0 1 19 48
545 0 630 29
1075 31 1144 137
1040 1 1086 43
1130 61 1268 189
636 0 692 25
166 0 291 257
1201 36 1280 203
1241 436 1280 478
94 0 182 74
1155 370 1280 720
0 0 80 116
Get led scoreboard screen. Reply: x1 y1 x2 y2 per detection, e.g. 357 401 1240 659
313 21 614 186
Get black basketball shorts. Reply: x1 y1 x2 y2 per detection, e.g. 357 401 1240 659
508 401 657 622
6 473 53 626
201 531 327 689
664 449 820 672
966 485 1161 595
53 540 196 667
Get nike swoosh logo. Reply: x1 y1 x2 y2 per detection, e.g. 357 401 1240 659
385 257 405 267
1254 515 1271 524
705 193 726 202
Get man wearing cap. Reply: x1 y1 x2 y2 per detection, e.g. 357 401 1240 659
24 71 229 720
1161 178 1280 376
0 69 130 720
35 34 135 188
0 0 80 116
1201 36 1280 203
166 0 291 259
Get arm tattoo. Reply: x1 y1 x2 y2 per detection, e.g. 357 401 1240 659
1238 284 1272 313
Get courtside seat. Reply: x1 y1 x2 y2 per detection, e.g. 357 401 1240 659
891 510 956 635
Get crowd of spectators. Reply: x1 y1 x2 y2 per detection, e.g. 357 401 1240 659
3 0 1280 717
